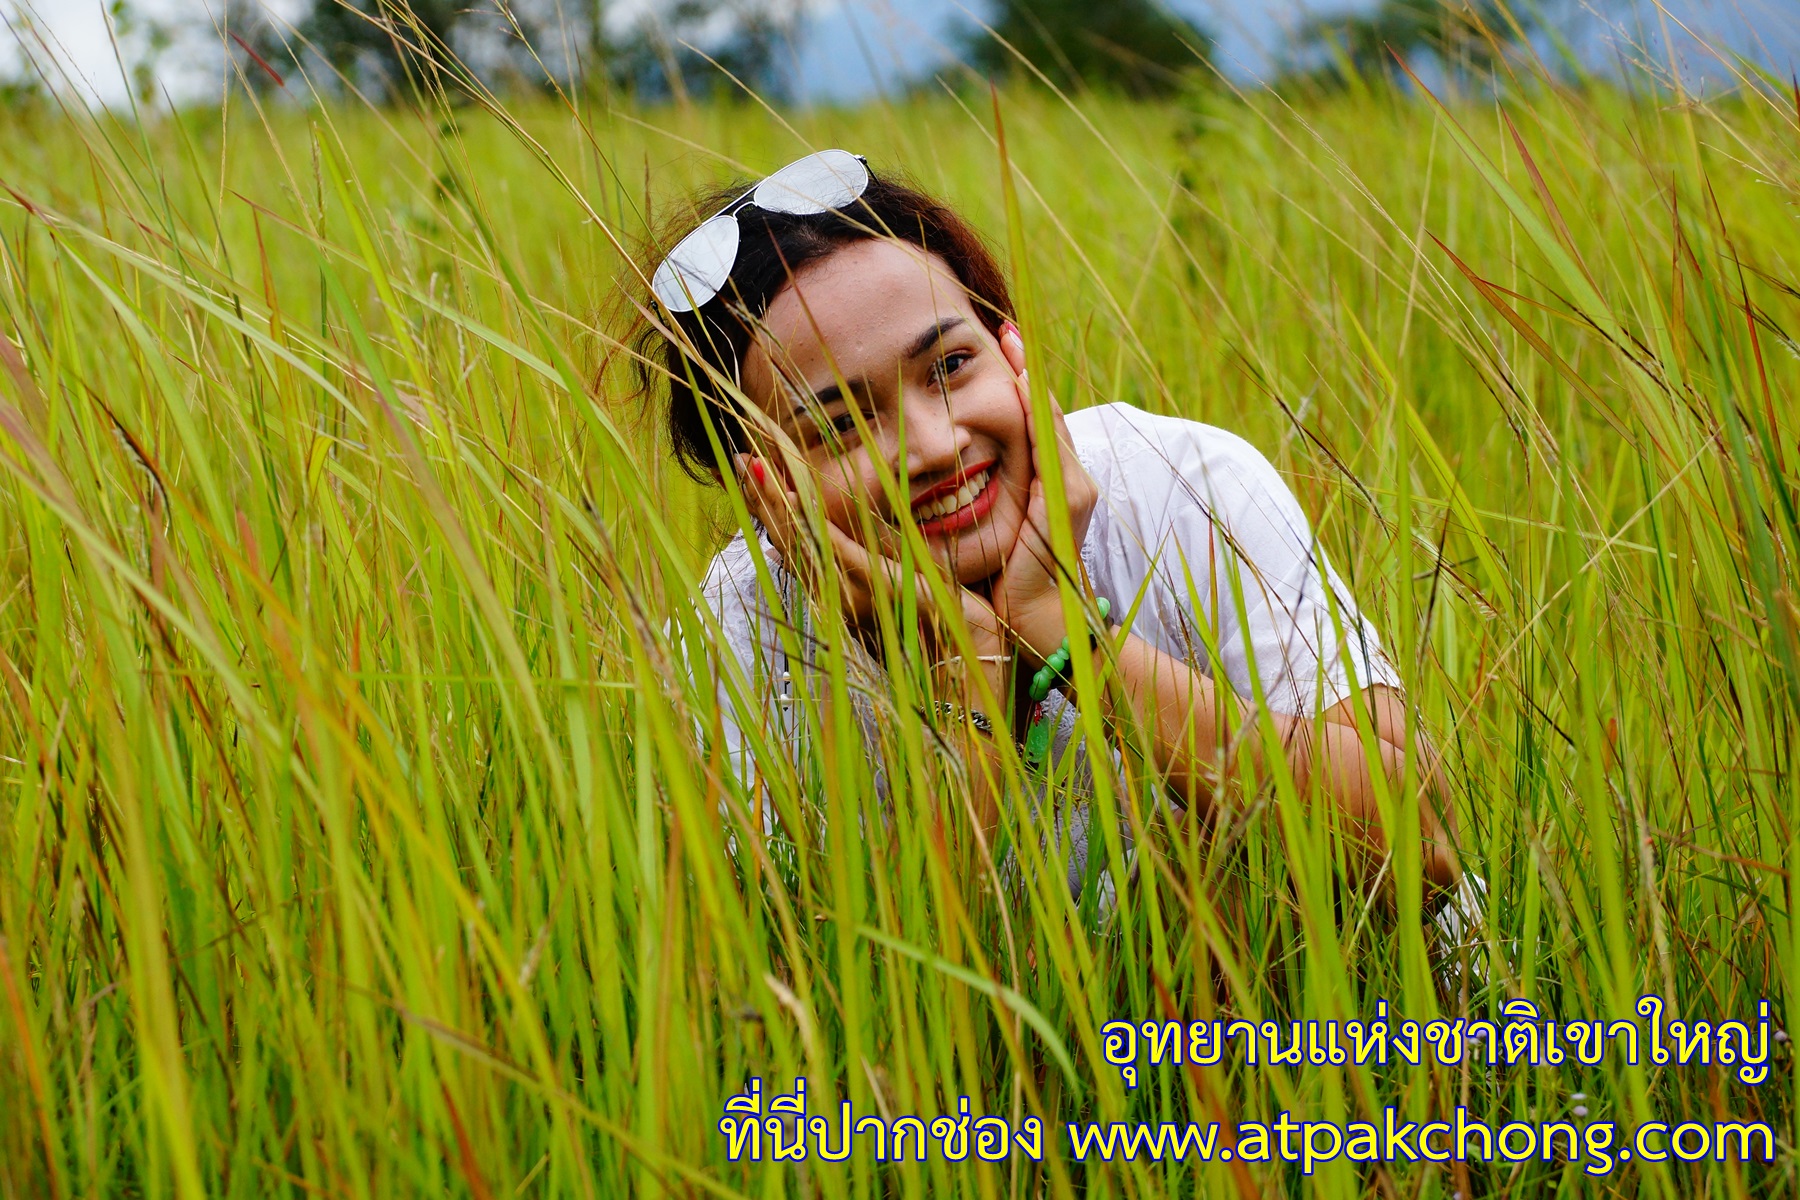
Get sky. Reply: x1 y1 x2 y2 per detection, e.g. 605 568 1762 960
3 0 1797 107
779 0 1800 100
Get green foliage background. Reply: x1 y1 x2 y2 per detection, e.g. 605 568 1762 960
0 48 1796 1199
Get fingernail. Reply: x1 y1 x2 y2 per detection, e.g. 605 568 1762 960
1000 321 1020 342
751 458 766 486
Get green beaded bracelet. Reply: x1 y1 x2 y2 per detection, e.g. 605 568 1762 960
1022 597 1113 770
1027 597 1113 703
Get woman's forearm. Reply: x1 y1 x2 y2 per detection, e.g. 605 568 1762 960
1083 632 1454 893
931 654 1012 836
1303 720 1457 891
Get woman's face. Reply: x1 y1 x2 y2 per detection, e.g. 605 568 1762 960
740 239 1032 587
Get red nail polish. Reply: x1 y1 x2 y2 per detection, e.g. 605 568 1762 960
751 459 766 486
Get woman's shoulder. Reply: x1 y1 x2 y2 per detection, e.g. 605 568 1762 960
701 529 774 610
1067 401 1282 500
695 529 794 674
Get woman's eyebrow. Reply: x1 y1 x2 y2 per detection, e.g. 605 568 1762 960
790 378 845 422
903 316 967 361
788 317 969 421
789 377 847 423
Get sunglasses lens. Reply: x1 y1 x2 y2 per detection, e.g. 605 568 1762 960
651 151 867 312
652 213 740 312
752 149 869 215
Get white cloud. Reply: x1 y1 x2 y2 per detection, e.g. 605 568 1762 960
2 0 313 106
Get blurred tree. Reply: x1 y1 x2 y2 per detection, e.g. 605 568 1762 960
583 0 612 94
962 0 1212 97
609 0 806 102
219 0 295 94
107 0 176 106
0 9 50 111
211 0 798 103
1286 0 1542 89
294 0 465 99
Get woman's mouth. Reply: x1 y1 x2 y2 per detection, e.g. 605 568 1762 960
912 463 998 537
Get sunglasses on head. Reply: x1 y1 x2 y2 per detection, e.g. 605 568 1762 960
651 149 871 314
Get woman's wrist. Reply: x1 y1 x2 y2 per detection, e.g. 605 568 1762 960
930 652 1007 687
1022 596 1116 691
1009 590 1102 665
928 667 1011 777
920 595 1007 661
930 643 1010 712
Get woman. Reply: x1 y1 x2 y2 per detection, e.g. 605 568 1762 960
639 149 1460 909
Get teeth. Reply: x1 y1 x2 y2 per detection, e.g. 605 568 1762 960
915 468 990 523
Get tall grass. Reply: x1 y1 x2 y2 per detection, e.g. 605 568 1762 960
0 30 1796 1198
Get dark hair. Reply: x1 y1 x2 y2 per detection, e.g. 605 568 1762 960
634 169 1014 482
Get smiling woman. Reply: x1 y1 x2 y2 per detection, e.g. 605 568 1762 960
740 241 1035 601
635 150 1460 921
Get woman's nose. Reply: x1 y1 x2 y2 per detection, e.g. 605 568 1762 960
895 391 970 479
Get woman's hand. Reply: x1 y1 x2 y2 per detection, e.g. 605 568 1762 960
990 325 1100 662
737 449 1010 837
735 450 1006 660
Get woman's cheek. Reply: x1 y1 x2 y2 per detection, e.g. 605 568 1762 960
816 463 867 518
840 452 882 500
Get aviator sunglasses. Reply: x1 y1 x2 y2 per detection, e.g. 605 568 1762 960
651 149 870 313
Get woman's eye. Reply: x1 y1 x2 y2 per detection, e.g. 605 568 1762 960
829 412 859 435
931 352 971 387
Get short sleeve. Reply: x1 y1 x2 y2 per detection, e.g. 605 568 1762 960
1076 406 1402 717
685 533 804 829
688 531 893 823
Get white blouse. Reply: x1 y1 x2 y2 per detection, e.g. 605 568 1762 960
690 402 1402 891
1060 402 1400 714
689 403 1478 932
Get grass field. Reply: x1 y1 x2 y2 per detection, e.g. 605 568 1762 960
0 33 1797 1198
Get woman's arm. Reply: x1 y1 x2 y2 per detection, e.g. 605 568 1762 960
929 647 1012 836
982 348 1456 900
1080 632 1457 894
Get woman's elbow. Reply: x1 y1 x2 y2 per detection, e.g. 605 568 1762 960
1311 726 1459 897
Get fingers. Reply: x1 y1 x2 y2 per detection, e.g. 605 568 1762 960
734 451 878 610
823 518 924 612
999 322 1028 384
732 452 771 527
825 515 1000 652
1000 326 1097 551
734 452 801 566
999 325 1031 420
999 324 1079 489
1010 477 1060 577
820 515 878 590
734 448 1001 651
997 324 1040 464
